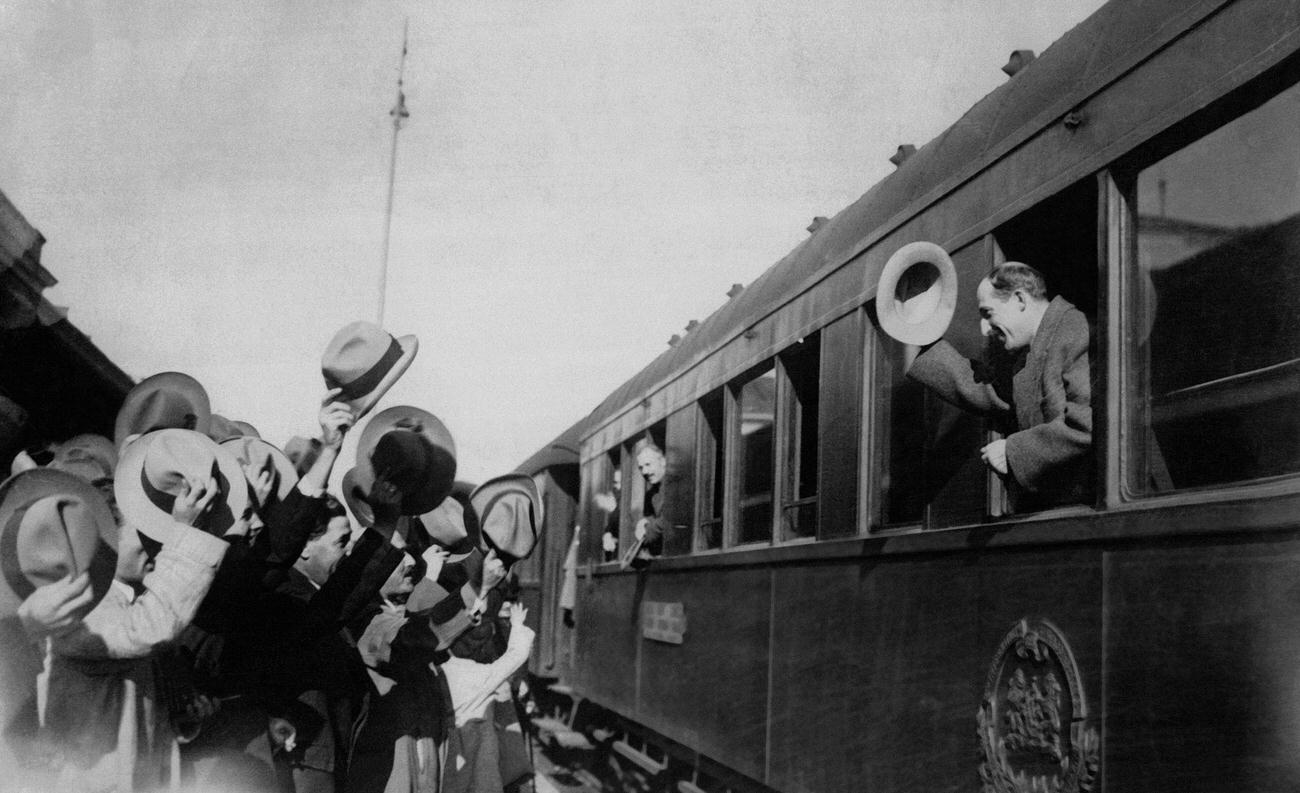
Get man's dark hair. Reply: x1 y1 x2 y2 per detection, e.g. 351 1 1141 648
986 262 1048 301
307 495 347 541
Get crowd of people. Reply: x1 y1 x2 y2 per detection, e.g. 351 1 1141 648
0 321 542 793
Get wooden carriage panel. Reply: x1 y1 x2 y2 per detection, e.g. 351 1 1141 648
570 573 642 713
664 406 697 556
766 548 1102 792
1103 534 1300 791
635 567 772 781
816 310 863 539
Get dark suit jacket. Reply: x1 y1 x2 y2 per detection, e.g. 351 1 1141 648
909 296 1093 509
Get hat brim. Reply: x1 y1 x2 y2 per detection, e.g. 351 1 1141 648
0 468 119 617
219 437 298 510
470 473 542 559
344 335 418 421
353 404 456 516
114 372 213 449
116 430 250 544
875 241 959 346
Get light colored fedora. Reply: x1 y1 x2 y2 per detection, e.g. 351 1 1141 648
114 372 212 450
0 468 118 616
321 322 418 420
875 240 959 346
471 473 542 564
115 429 250 543
352 406 456 517
219 436 298 513
49 434 118 484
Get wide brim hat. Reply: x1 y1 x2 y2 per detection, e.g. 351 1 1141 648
231 421 261 439
321 322 419 421
49 433 118 484
206 414 241 443
353 406 456 516
470 473 542 564
114 372 212 451
116 429 250 544
0 468 119 618
284 436 322 478
219 437 298 512
875 240 959 346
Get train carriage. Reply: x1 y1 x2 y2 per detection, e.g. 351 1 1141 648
520 1 1300 790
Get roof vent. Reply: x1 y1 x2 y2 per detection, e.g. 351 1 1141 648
684 320 700 333
1001 50 1036 77
727 283 744 299
806 216 829 234
889 145 916 168
667 334 682 347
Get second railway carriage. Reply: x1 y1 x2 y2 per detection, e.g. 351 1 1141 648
520 1 1300 790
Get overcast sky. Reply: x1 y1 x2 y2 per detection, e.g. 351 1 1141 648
0 0 1106 485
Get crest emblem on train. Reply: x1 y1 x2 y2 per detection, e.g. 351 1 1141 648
978 619 1099 793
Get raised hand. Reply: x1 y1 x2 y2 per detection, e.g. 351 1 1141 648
319 389 355 450
172 476 219 526
17 572 94 638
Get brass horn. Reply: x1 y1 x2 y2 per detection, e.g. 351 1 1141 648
875 241 958 345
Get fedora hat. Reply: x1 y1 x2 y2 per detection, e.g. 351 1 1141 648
0 468 119 617
206 414 241 443
321 322 418 420
114 372 212 450
471 473 542 565
231 421 261 439
219 437 298 513
875 241 959 346
284 436 322 478
49 434 118 484
341 471 476 563
352 406 456 516
115 429 250 544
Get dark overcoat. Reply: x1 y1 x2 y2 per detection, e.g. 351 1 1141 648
908 296 1093 509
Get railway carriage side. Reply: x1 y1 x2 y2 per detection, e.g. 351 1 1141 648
527 2 1300 790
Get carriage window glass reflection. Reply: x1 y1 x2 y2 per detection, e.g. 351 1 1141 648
1129 79 1300 492
735 365 776 544
696 391 725 550
779 335 819 540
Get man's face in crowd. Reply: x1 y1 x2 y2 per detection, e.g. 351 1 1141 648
298 515 352 586
977 278 1031 352
636 447 666 486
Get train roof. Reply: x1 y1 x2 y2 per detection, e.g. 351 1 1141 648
527 1 1226 456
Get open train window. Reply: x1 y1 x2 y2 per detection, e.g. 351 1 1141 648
730 362 776 545
1120 75 1300 495
695 390 726 550
777 334 819 540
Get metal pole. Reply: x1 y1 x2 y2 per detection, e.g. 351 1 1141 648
378 19 409 326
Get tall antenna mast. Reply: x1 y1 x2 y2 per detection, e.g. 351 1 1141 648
378 19 410 325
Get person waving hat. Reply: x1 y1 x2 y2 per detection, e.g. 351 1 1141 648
350 406 455 517
220 436 298 516
114 372 212 451
470 474 542 567
0 468 119 618
321 322 418 421
115 429 250 544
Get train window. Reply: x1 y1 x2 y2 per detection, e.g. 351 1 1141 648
777 334 819 540
732 363 776 545
1124 78 1300 493
597 448 621 562
695 390 726 550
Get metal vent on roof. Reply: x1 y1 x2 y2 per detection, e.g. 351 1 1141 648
889 145 916 168
727 283 744 298
1002 50 1036 77
667 334 682 347
806 216 829 234
684 320 699 333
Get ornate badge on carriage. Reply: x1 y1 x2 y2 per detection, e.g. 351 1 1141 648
977 619 1099 793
